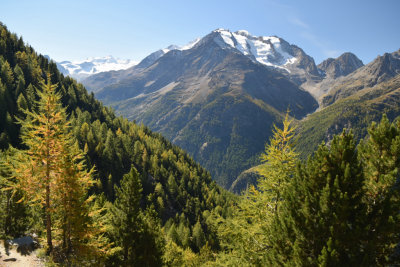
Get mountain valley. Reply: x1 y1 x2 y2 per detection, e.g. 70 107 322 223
87 29 323 188
77 29 400 191
1 4 400 263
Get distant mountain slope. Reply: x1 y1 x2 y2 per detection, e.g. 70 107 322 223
87 29 396 192
320 49 400 106
230 166 262 194
81 39 200 92
95 29 318 188
301 52 364 99
297 73 400 157
84 29 323 93
231 50 400 192
56 56 137 81
318 52 364 79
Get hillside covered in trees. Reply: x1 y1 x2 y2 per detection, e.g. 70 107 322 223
0 23 234 265
0 23 400 266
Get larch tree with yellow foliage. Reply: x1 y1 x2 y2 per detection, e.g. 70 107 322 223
212 113 299 265
256 112 298 214
13 73 100 262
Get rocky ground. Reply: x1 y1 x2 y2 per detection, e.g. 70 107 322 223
0 237 44 267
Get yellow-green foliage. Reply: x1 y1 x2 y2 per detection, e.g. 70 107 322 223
211 113 299 266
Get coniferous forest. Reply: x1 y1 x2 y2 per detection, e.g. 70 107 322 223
0 22 399 266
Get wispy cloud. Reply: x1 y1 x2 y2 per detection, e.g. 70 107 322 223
288 16 341 60
299 31 341 58
288 17 310 30
323 49 341 58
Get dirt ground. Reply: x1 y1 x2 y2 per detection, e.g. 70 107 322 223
0 239 44 267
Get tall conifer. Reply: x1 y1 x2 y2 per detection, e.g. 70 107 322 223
14 73 65 253
267 130 366 266
214 113 298 265
13 73 98 260
110 165 164 266
110 165 143 264
359 115 400 265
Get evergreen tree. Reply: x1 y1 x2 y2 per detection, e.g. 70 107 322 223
53 137 98 261
0 60 14 89
359 115 400 265
110 166 143 264
192 219 206 252
110 165 164 266
267 130 366 266
0 147 29 239
140 205 165 266
0 79 7 127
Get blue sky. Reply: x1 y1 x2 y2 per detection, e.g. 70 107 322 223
1 0 399 64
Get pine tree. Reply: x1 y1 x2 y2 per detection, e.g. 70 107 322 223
53 138 97 260
110 165 144 265
192 219 206 251
0 79 7 127
359 115 400 265
267 130 366 266
245 113 298 261
0 60 14 89
0 147 29 238
110 165 164 266
140 205 165 266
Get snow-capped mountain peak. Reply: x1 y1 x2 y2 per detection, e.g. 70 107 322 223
161 38 202 54
57 56 137 81
179 37 201 50
212 29 297 71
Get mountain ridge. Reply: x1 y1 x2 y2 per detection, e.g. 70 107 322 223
56 55 137 81
93 29 319 188
58 29 395 191
318 52 364 79
320 49 400 106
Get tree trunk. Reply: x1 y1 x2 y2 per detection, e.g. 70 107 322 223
46 184 53 254
45 104 53 255
5 192 10 235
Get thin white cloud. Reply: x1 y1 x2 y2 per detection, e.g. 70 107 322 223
323 49 341 58
299 31 323 47
288 17 310 29
299 28 342 59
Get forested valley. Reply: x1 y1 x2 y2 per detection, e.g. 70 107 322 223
0 23 399 266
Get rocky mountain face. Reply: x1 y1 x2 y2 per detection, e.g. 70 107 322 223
233 49 400 192
83 29 322 92
297 72 400 158
318 52 364 79
301 52 364 100
94 29 319 188
320 49 400 106
70 27 397 192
